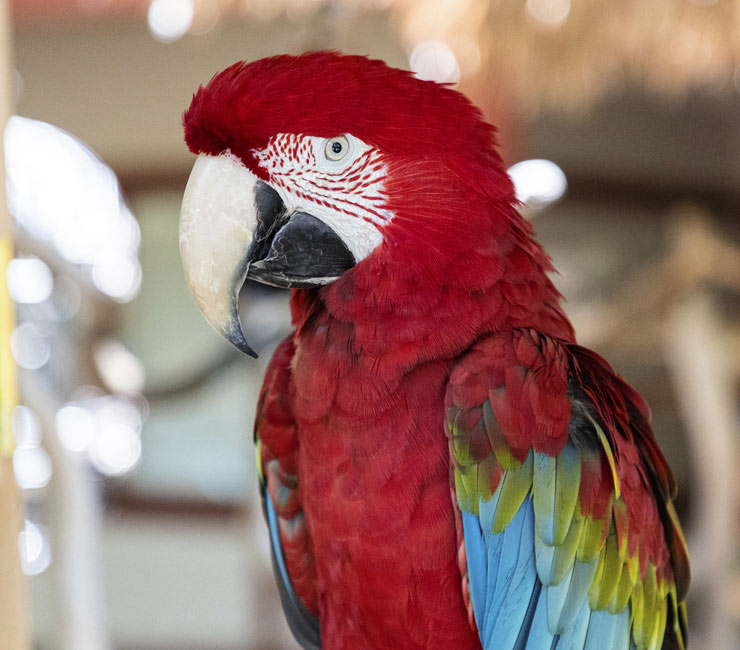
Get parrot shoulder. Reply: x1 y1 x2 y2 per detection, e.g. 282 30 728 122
255 335 321 649
445 329 689 650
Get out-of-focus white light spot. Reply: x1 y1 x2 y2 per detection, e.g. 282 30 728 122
19 520 52 576
526 0 570 28
10 323 51 370
13 405 42 448
508 159 567 211
89 421 142 477
92 256 142 302
97 397 143 433
4 117 141 297
93 339 146 394
57 395 145 475
409 41 461 84
6 117 117 257
13 447 52 490
13 405 51 490
85 396 144 476
7 257 53 304
56 404 96 453
148 0 194 43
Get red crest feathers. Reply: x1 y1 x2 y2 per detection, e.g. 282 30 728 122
183 51 513 199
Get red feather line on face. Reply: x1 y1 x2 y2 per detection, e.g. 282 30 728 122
253 133 391 229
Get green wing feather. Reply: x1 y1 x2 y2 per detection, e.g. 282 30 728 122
446 330 689 650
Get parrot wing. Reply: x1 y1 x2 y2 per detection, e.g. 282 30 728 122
254 336 321 649
445 329 689 650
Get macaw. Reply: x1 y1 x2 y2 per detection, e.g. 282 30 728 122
178 52 689 650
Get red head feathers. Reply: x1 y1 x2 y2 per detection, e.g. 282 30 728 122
180 51 573 355
183 51 513 201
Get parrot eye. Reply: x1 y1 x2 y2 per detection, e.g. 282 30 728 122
324 136 350 162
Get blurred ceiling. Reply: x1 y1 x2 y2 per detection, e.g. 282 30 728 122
12 0 147 25
14 1 740 109
9 0 740 226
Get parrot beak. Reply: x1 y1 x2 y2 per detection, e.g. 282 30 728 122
179 153 355 357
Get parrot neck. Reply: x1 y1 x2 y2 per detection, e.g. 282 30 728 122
290 226 574 362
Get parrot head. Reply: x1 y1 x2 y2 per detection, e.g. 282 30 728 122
180 51 521 357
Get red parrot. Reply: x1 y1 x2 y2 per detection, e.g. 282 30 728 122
178 52 689 650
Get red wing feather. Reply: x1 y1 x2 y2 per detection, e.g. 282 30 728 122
255 336 319 616
446 330 689 650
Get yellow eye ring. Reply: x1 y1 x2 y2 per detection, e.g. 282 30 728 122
324 136 350 162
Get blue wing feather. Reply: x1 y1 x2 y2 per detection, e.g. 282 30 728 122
557 598 591 649
464 498 539 650
522 582 557 650
462 497 633 650
584 608 617 650
484 500 538 648
462 505 490 629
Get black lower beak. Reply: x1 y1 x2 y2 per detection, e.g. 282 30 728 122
208 180 357 359
246 182 356 289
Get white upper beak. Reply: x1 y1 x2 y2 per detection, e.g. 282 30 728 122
179 152 260 355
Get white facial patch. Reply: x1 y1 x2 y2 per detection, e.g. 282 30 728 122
253 133 392 263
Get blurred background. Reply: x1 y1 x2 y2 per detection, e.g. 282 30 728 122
2 0 740 648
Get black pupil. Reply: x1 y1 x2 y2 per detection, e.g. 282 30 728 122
331 141 343 154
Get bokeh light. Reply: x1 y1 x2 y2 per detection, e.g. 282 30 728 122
91 255 142 303
93 338 147 394
18 520 52 576
409 41 461 84
7 257 53 304
13 405 42 448
507 159 568 211
4 116 142 303
10 323 51 370
525 0 571 29
55 396 145 476
56 404 96 453
12 406 52 491
147 0 195 42
88 421 142 477
13 447 52 490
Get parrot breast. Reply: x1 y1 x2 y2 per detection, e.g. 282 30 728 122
288 305 481 650
264 190 576 648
